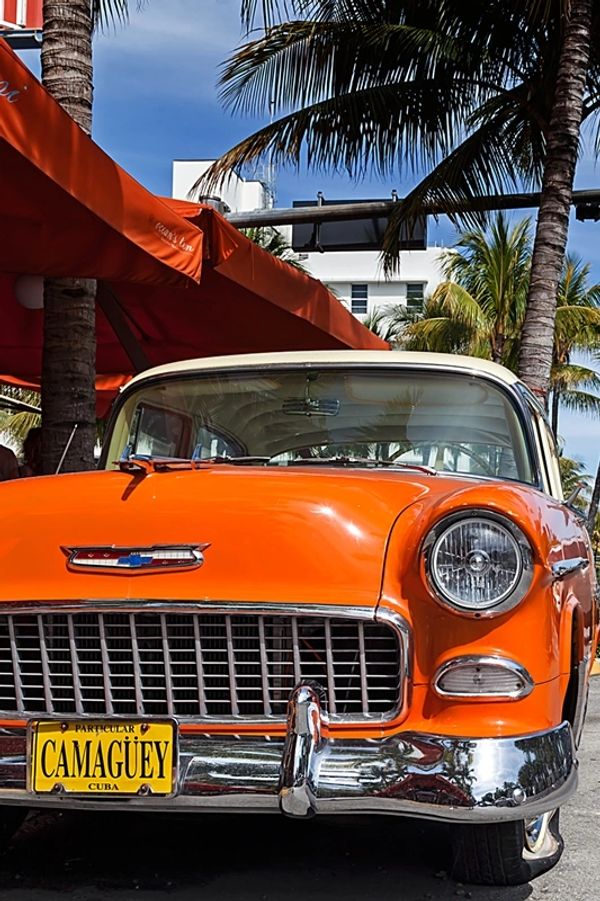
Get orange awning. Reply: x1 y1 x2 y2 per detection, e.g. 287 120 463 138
0 38 203 285
0 40 387 412
0 203 386 397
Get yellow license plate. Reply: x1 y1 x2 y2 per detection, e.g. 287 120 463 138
29 720 175 796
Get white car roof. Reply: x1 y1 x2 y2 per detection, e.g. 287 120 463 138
125 351 520 390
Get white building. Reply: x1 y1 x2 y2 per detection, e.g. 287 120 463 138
172 160 445 320
172 159 271 215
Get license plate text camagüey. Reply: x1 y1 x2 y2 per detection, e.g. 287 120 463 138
30 721 174 795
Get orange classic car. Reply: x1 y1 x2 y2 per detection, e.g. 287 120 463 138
0 350 595 886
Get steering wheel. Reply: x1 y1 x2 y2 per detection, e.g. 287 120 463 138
389 442 496 476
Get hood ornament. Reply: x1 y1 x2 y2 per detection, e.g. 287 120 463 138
62 544 210 573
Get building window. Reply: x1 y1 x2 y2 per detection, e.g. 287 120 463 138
351 284 368 314
406 282 425 313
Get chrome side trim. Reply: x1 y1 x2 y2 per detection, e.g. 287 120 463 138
552 557 589 580
0 600 378 618
572 655 590 748
433 656 534 700
0 720 577 823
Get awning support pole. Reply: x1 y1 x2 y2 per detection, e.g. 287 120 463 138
96 284 151 374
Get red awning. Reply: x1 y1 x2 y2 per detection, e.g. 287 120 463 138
97 200 387 371
0 205 386 409
0 38 204 285
0 40 387 412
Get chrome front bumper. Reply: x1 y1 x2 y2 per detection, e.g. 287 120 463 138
0 685 577 823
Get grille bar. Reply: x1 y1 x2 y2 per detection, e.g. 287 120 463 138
67 615 83 715
192 616 208 717
37 615 54 714
98 613 114 716
129 614 143 716
0 608 403 724
7 618 24 715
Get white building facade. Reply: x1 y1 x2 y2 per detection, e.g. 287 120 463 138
172 160 445 320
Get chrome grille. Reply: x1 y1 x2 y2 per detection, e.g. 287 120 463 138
0 609 402 722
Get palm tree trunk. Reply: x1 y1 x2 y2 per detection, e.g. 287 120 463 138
40 0 96 473
517 0 593 402
550 388 560 438
588 457 600 533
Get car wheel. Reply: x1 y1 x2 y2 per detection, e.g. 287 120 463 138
451 809 563 886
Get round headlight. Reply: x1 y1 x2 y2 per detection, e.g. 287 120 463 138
425 514 533 615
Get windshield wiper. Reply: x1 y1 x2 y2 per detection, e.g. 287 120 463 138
119 451 436 476
118 452 271 474
277 456 437 475
196 455 271 466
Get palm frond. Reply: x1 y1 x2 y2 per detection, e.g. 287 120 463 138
200 78 480 195
91 1 146 31
558 453 591 504
220 21 474 117
558 389 600 418
242 226 309 270
554 306 600 361
551 363 600 391
381 111 531 269
0 411 40 445
362 306 405 344
240 0 292 30
401 314 476 355
439 212 530 327
431 282 491 333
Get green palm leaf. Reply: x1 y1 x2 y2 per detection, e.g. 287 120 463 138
551 363 600 390
242 226 309 270
91 1 142 30
216 0 600 272
201 76 481 195
558 389 600 418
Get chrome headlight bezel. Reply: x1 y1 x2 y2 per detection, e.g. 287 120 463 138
422 510 534 617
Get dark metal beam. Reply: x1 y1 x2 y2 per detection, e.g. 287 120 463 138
0 396 40 414
0 29 42 50
225 189 600 228
96 284 151 374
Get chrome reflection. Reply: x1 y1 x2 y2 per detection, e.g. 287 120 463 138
551 557 589 580
279 683 325 817
1 715 577 822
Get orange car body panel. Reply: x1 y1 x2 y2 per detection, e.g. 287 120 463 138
0 460 594 740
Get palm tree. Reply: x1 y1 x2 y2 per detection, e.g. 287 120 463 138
558 454 591 511
361 307 405 346
40 1 135 474
367 219 600 437
550 256 600 435
391 214 530 368
518 0 594 401
211 0 600 400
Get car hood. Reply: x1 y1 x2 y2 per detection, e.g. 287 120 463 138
0 465 456 606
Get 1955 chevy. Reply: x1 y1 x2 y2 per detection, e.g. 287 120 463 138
0 350 595 886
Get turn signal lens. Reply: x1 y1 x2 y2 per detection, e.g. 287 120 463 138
434 657 533 699
425 513 533 614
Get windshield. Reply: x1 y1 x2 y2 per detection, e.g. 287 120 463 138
104 367 535 484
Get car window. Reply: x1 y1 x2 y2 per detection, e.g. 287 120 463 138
106 368 536 485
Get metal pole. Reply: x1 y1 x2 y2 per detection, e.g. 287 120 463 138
225 189 600 229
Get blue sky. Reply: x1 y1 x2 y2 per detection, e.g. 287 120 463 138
17 0 600 478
